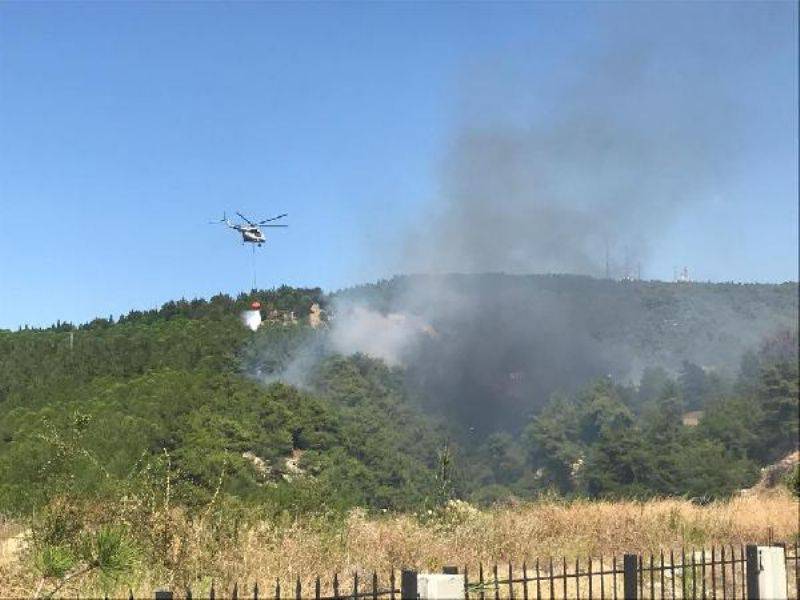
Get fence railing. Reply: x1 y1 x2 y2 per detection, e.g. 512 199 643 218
633 547 748 600
788 541 800 599
459 543 798 600
458 542 798 600
88 540 800 599
164 571 401 600
464 556 624 600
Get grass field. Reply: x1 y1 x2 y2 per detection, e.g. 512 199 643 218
1 490 797 598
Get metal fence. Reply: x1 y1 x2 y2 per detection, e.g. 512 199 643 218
781 541 799 600
464 557 623 600
93 541 800 599
459 542 799 600
633 546 748 600
165 571 401 600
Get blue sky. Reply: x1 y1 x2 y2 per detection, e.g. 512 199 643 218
1 1 797 329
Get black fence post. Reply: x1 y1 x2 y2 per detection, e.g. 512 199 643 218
401 570 418 600
746 544 760 600
623 554 638 600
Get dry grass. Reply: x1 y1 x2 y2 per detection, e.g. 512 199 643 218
1 490 797 598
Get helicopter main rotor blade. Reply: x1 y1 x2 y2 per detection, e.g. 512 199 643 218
261 224 288 227
236 211 257 226
258 213 288 224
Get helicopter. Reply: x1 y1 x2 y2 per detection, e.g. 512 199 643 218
211 211 288 246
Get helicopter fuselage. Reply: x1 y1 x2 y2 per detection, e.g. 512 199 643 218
234 225 265 244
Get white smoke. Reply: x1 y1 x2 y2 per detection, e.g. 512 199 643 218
248 297 434 389
329 301 434 367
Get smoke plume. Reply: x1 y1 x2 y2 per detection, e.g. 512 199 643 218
329 301 434 367
250 4 795 436
250 296 434 388
403 42 743 278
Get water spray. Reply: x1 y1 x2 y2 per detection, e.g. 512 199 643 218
241 300 262 331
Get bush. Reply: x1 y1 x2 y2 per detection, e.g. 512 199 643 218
784 464 800 497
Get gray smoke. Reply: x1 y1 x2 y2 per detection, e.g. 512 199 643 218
396 0 799 278
345 6 792 432
328 300 434 367
404 54 741 278
251 4 795 435
249 295 435 388
334 274 620 433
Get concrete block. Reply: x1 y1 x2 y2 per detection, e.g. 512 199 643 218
418 573 463 599
756 546 787 600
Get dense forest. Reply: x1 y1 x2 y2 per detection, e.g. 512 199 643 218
0 276 797 521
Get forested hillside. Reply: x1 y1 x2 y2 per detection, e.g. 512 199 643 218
0 289 444 516
0 276 797 521
339 274 797 433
